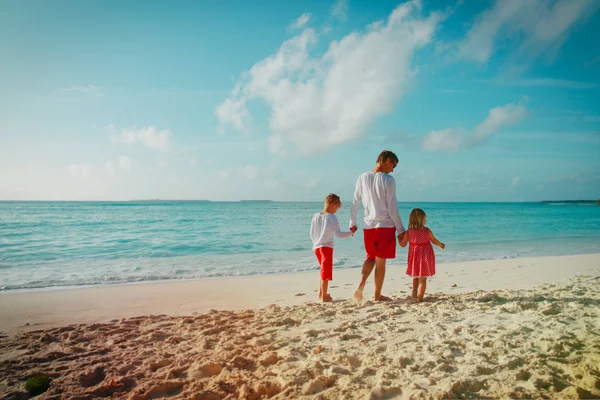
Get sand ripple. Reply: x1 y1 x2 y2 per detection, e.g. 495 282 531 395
1 276 599 399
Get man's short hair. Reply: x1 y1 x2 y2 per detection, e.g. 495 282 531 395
376 150 398 164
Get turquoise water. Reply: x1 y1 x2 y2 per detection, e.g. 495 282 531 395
1 201 599 291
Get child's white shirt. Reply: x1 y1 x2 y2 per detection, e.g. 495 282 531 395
310 213 353 250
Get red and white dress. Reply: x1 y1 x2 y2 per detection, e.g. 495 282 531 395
405 228 436 277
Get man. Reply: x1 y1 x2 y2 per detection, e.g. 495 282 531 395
350 150 405 301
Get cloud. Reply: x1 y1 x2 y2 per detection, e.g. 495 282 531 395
69 164 90 177
190 157 197 166
332 0 349 20
472 101 528 142
422 100 528 152
118 156 132 172
56 84 103 97
421 128 465 152
215 96 252 134
105 161 115 175
105 157 132 174
289 13 311 30
239 165 258 180
490 78 596 89
216 0 442 155
456 0 598 66
512 176 520 188
109 126 172 152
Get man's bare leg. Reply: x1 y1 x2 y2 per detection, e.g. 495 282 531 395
374 257 390 301
354 258 375 300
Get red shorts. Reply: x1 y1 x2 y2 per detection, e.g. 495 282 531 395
364 228 397 260
314 247 333 281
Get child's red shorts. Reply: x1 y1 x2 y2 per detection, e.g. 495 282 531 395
364 227 397 260
314 246 333 281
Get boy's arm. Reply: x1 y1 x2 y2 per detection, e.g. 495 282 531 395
333 216 353 238
349 177 361 229
386 177 406 235
429 229 445 249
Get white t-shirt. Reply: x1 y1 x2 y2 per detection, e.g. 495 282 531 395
310 213 353 250
349 171 405 233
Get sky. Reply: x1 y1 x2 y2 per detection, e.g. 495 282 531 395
0 0 599 202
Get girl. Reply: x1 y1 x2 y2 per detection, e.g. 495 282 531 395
310 194 356 302
399 208 445 303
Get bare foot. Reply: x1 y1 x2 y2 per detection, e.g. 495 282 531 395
353 286 364 300
322 294 333 303
375 295 392 301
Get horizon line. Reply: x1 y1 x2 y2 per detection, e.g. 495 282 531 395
1 199 598 203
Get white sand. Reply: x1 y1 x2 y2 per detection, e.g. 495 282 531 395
0 254 599 399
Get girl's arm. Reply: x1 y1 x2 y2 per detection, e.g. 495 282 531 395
429 229 445 249
398 231 409 247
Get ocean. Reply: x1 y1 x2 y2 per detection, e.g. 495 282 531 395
1 201 599 291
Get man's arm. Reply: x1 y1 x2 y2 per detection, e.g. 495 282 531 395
386 177 405 235
349 176 361 229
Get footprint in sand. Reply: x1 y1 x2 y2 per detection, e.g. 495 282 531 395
295 293 305 297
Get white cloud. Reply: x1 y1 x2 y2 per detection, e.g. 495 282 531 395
215 96 252 134
218 171 229 180
104 157 131 174
456 0 598 66
69 164 90 177
472 102 528 143
421 128 465 152
110 126 172 152
105 161 115 175
216 0 442 155
512 176 520 188
422 100 528 152
56 84 103 97
118 156 132 172
290 13 311 30
495 78 596 89
239 165 258 180
190 157 197 166
332 0 349 21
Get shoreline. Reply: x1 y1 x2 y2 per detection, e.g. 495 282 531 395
2 249 600 295
0 253 598 336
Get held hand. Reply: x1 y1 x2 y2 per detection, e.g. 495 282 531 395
350 226 358 234
397 231 405 246
440 243 445 250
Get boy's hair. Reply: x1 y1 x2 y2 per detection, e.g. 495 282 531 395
324 193 341 208
376 150 398 164
408 208 426 230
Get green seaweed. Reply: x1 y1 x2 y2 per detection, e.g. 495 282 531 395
24 375 51 396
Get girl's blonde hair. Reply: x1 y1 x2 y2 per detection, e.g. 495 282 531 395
408 208 426 230
323 193 341 211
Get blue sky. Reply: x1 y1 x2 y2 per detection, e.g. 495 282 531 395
0 0 599 202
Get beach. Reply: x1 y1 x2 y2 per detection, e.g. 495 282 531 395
1 253 599 399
